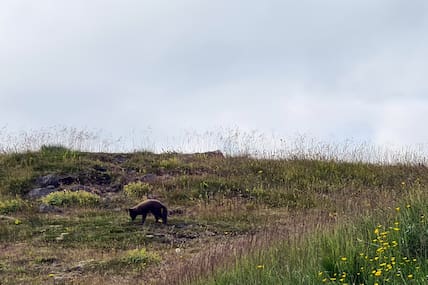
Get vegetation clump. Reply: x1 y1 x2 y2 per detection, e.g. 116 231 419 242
122 248 161 265
0 198 25 214
41 190 100 207
123 181 153 198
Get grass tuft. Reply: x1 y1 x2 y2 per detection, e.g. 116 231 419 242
0 198 26 214
41 190 100 207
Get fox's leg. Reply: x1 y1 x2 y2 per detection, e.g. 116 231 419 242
162 208 168 224
152 209 162 223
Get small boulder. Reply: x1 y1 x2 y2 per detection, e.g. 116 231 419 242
28 186 58 199
58 175 76 185
141 173 157 183
39 204 63 213
36 174 60 188
68 185 92 192
203 150 224 158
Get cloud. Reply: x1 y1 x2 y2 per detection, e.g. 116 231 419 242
374 98 428 146
1 0 428 151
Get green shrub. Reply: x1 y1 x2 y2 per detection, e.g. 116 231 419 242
122 248 161 265
4 172 34 196
123 182 153 198
41 190 100 207
0 198 26 214
159 157 180 169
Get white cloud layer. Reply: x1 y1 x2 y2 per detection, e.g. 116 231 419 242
1 0 428 154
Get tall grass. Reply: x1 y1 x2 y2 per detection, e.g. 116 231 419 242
2 126 428 163
193 187 428 285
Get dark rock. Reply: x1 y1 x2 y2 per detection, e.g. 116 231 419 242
141 173 157 183
68 185 93 192
94 172 111 185
59 175 76 185
36 174 60 188
108 183 122 192
35 257 60 264
173 223 188 229
113 154 128 164
28 186 58 199
93 165 107 172
39 204 63 213
205 150 224 157
155 168 166 176
197 150 224 158
77 171 111 185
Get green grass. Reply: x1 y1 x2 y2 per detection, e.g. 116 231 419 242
194 187 428 285
1 146 427 205
123 181 153 198
1 140 428 284
0 197 26 214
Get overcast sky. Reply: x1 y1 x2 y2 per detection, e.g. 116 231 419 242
1 1 428 154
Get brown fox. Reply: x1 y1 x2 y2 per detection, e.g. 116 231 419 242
128 199 168 225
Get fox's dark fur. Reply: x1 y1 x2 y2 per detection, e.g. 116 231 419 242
128 199 168 225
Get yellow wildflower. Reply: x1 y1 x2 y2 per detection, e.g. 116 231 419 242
374 270 382 277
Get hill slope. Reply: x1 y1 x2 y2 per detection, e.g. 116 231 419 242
1 146 427 284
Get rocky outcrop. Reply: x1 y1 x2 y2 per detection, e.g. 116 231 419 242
27 186 59 199
38 203 63 213
141 173 157 183
36 174 60 188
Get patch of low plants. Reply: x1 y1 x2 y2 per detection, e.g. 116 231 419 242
122 248 161 265
159 157 181 169
0 197 26 214
77 248 161 274
41 190 100 207
123 181 153 198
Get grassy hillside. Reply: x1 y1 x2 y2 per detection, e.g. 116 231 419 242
1 145 427 284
